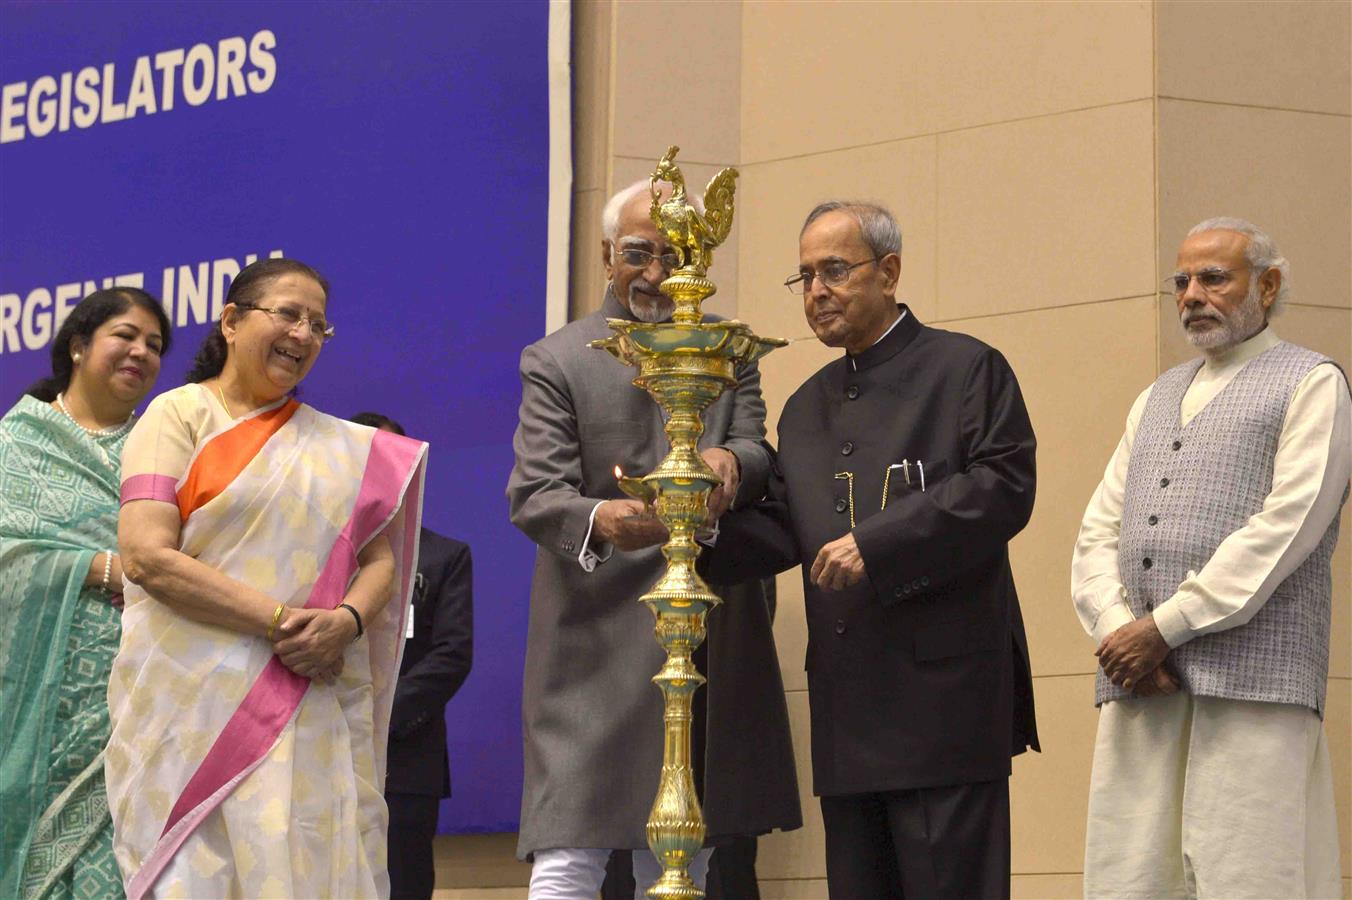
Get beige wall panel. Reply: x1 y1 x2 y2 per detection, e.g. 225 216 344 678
759 879 828 899
937 101 1155 321
1011 873 1082 899
1267 305 1351 372
610 155 741 320
1156 0 1351 115
955 298 1158 677
432 833 529 890
772 570 808 693
736 137 939 346
1157 101 1352 311
1329 678 1351 872
739 0 1152 163
1010 675 1098 874
571 0 612 192
432 889 525 900
1155 292 1195 372
611 0 739 165
570 188 609 319
757 691 828 881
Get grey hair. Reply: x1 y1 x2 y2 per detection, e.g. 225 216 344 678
601 178 699 242
1187 216 1291 311
801 201 902 259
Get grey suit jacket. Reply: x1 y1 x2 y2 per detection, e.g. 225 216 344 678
507 290 801 856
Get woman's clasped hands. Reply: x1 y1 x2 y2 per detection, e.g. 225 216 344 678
271 606 358 683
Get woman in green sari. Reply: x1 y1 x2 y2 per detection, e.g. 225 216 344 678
0 287 171 899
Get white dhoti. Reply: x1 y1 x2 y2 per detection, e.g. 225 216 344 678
1085 692 1341 899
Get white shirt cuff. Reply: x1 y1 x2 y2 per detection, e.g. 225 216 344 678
578 501 614 572
1151 595 1193 649
1092 601 1136 645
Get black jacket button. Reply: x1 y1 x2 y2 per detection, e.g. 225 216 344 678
835 498 848 513
1160 477 1170 487
1143 557 1153 570
893 587 904 598
1171 440 1182 451
846 385 860 400
902 583 912 595
920 576 930 587
835 619 847 635
841 441 854 456
1148 515 1158 526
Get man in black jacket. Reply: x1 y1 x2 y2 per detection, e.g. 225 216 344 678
707 202 1039 899
353 413 474 900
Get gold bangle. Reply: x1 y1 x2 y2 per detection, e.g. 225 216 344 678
266 603 286 640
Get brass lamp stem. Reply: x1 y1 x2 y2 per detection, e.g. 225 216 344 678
590 146 785 900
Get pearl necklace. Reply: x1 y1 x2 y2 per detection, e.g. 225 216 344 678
56 391 135 440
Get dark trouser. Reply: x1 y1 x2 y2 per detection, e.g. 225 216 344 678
819 779 1009 900
601 837 760 900
387 792 440 900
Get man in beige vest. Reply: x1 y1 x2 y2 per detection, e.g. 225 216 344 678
1072 218 1349 898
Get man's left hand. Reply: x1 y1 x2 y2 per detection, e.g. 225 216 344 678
703 448 741 521
1097 615 1171 691
810 533 867 591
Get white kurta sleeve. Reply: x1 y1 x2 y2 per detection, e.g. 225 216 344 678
1151 363 1352 648
1072 386 1153 644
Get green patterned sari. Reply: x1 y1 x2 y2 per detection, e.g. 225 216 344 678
1 395 130 899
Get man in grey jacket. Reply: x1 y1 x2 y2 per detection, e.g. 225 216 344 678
506 180 800 899
1073 218 1349 898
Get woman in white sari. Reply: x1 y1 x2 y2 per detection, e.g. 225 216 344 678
108 259 426 899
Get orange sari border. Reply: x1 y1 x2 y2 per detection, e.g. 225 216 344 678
175 400 300 522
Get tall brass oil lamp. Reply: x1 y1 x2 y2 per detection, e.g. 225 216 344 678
591 146 786 899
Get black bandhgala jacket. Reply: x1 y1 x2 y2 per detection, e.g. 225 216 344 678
706 306 1039 796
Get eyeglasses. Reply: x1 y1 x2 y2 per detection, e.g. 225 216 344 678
615 246 681 271
236 302 335 342
1164 266 1253 297
784 257 880 294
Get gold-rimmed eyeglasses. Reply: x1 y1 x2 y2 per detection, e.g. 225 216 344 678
1164 266 1258 297
236 302 335 342
784 257 880 295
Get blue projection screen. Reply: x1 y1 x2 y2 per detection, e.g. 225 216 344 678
0 0 554 833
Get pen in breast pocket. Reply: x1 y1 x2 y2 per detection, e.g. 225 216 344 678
881 460 924 509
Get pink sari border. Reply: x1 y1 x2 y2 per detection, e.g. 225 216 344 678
126 431 427 900
120 473 179 506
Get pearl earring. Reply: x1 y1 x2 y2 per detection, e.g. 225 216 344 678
73 353 81 362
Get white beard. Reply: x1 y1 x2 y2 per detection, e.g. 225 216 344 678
1182 281 1266 352
612 281 674 323
630 293 675 323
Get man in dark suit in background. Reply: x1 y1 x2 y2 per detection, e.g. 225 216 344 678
352 412 475 900
706 201 1039 899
